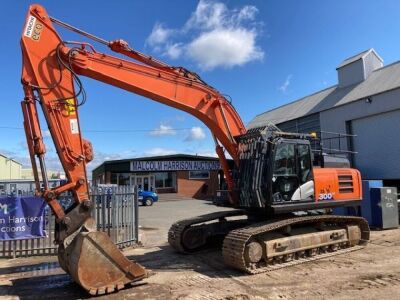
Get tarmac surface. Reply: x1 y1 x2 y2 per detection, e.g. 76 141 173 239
1 199 400 299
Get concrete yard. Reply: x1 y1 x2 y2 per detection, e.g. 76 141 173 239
1 199 400 299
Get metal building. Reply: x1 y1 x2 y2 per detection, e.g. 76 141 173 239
0 179 62 195
248 49 400 187
0 154 22 180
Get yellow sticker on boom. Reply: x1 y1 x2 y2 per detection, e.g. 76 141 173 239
24 16 43 42
65 98 76 116
32 22 43 41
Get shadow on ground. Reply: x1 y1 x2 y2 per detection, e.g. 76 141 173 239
129 245 244 278
1 274 87 299
0 245 243 299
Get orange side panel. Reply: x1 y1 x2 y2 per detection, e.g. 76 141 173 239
313 168 362 202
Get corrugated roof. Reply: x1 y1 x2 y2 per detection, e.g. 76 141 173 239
336 48 383 69
248 61 400 129
336 49 370 69
103 154 219 164
0 153 22 165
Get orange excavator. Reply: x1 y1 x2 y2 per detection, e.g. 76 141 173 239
20 4 370 296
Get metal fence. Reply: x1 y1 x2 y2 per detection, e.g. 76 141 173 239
92 185 139 249
0 186 139 258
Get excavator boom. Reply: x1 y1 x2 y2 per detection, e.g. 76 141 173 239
20 4 246 295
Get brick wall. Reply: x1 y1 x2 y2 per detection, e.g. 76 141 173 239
176 170 219 199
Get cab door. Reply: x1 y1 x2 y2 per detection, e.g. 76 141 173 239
271 140 313 203
294 143 314 201
272 141 300 202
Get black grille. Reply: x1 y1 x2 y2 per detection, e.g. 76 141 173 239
338 174 354 193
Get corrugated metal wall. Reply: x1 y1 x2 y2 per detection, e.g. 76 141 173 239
277 113 321 134
351 109 400 180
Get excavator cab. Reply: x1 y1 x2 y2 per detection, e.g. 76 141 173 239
235 125 315 209
271 138 313 203
236 125 362 215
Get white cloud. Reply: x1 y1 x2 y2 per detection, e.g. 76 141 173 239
278 74 292 93
187 28 263 70
150 124 177 136
146 23 173 47
1 144 62 171
236 6 259 22
87 149 138 174
23 155 62 171
184 0 227 30
144 147 178 156
185 126 206 141
164 43 184 59
146 0 264 70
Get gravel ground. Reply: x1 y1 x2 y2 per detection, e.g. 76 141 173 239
1 199 400 299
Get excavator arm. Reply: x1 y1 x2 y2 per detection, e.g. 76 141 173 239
21 5 246 215
20 4 246 295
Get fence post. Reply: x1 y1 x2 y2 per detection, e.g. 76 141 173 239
134 185 139 243
112 189 116 244
12 240 16 259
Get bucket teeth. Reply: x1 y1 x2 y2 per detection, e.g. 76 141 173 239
89 289 97 296
97 288 106 295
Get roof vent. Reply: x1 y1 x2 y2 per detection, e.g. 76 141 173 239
337 49 383 87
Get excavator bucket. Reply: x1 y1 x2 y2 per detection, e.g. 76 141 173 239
57 218 147 296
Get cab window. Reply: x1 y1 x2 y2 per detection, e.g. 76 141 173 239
298 144 312 183
273 143 296 176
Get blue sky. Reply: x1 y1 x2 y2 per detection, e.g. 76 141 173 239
2 0 400 173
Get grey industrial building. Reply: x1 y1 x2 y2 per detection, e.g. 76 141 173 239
249 49 400 187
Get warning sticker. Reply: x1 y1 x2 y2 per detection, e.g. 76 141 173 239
70 119 79 134
23 15 43 41
65 98 76 116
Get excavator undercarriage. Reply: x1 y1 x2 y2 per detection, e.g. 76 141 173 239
169 126 370 274
169 211 369 274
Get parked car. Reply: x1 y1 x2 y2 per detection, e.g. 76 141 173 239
138 189 158 206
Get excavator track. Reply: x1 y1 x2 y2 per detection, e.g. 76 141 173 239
168 210 248 253
222 215 370 274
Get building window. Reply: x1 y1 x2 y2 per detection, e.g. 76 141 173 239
155 172 175 188
189 171 210 180
117 173 130 185
110 173 118 184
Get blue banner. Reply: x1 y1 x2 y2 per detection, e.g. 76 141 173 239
0 196 47 240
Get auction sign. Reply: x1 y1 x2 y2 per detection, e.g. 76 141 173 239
0 196 47 240
131 160 221 172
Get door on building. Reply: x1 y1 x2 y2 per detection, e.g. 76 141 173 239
131 175 155 191
350 109 400 180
